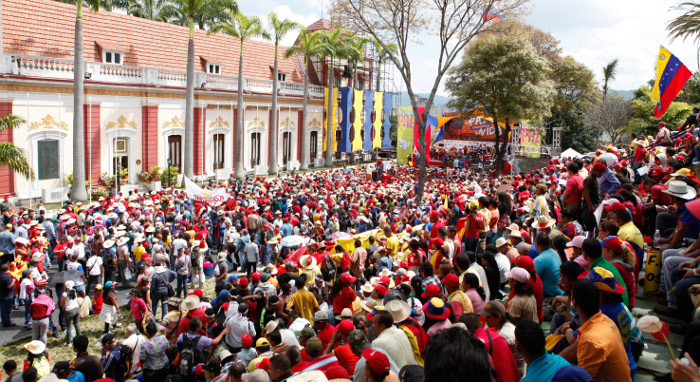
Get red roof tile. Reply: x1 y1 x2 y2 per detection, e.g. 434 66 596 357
2 0 322 84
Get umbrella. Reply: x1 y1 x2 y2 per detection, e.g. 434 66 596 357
331 232 350 240
280 235 304 247
288 246 309 264
48 270 84 286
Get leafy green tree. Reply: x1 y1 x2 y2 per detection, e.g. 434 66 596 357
163 0 236 30
547 56 600 152
209 12 267 178
446 34 555 173
677 72 700 105
628 85 693 137
0 115 34 179
373 40 398 92
285 28 321 171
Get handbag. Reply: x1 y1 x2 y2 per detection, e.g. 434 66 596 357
156 272 176 297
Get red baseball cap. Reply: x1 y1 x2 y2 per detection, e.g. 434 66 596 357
443 273 460 288
421 284 442 299
514 255 536 274
239 277 249 287
362 348 391 375
252 272 261 282
188 289 203 299
340 273 357 284
373 284 387 297
604 202 626 212
336 319 355 335
241 333 253 348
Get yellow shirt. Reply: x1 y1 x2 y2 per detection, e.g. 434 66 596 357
386 235 400 258
577 312 632 382
133 245 146 263
286 288 319 320
299 267 321 287
618 221 644 249
448 290 474 316
478 209 491 233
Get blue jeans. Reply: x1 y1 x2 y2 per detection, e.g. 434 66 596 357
24 297 31 325
176 274 188 298
0 296 13 326
151 292 168 320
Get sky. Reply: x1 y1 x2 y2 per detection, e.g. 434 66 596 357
241 0 699 97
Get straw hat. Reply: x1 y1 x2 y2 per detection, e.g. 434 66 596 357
299 255 317 270
360 298 383 313
116 237 129 246
495 237 508 248
103 239 115 248
531 215 555 229
180 295 200 311
361 283 374 294
384 299 411 323
23 340 46 355
662 180 697 200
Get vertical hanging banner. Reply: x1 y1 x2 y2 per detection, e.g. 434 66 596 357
372 92 383 150
352 89 364 151
520 126 542 158
363 90 375 151
396 106 414 164
382 93 393 149
413 107 428 162
323 87 339 152
184 176 229 203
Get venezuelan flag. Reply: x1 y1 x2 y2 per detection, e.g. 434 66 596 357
651 46 693 118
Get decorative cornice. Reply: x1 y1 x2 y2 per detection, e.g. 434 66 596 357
247 117 265 128
29 114 68 131
162 115 184 129
105 115 137 130
308 118 322 128
280 117 295 128
209 116 230 129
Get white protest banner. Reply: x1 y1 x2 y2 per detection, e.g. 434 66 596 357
183 176 230 204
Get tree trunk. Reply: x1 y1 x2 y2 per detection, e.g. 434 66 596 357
233 43 245 179
324 56 334 167
299 61 310 171
183 26 195 183
71 14 88 201
269 44 279 174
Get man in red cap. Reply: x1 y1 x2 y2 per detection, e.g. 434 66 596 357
443 274 473 321
362 348 393 382
323 319 360 375
333 273 357 317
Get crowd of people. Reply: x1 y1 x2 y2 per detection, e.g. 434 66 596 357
0 117 699 382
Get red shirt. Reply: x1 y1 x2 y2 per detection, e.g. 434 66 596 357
178 309 206 335
651 184 673 205
316 324 336 350
332 286 356 314
473 328 521 382
333 343 359 376
634 146 647 162
430 219 445 238
565 173 584 204
465 214 480 239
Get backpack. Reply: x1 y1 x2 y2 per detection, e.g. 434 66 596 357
31 356 51 379
29 300 50 319
116 344 133 379
178 334 204 376
321 255 337 282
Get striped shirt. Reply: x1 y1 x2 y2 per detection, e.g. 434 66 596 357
159 310 183 346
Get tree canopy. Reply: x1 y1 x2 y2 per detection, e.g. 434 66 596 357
445 33 555 170
628 86 693 137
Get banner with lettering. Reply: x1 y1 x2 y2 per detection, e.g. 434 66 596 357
184 176 230 204
396 106 415 165
520 127 542 158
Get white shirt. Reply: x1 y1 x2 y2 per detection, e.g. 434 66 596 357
172 238 188 254
123 333 147 373
494 253 511 284
86 256 103 276
74 242 86 261
371 327 418 369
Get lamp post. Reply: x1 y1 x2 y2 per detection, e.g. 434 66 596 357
167 158 172 188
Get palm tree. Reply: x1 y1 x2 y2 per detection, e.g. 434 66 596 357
209 12 267 179
163 0 235 30
267 12 300 175
668 2 700 45
316 28 347 167
373 40 398 91
167 0 237 183
602 58 619 99
344 36 369 89
0 115 34 179
285 29 320 171
127 0 169 22
55 0 127 11
71 0 102 201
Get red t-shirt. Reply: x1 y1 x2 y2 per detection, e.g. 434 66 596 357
634 146 647 162
332 286 356 314
431 219 445 239
565 173 584 204
465 215 480 239
178 309 206 335
334 343 360 376
316 324 336 350
474 328 521 382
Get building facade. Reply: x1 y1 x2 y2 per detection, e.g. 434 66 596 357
0 0 396 200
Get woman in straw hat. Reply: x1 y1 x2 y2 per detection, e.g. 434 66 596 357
23 340 50 379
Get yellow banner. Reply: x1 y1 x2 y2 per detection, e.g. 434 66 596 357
352 89 364 151
373 92 383 149
323 87 339 152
